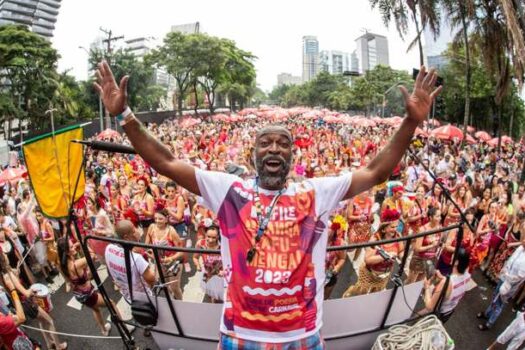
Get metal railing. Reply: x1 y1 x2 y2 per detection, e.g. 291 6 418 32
80 221 463 348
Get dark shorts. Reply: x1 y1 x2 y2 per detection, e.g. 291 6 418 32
84 290 100 308
74 289 99 308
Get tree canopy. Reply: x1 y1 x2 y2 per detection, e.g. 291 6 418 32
268 65 412 116
147 32 256 114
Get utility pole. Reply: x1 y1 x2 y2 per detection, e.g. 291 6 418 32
99 27 124 130
100 27 124 61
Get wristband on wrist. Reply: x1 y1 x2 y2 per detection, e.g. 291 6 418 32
116 107 132 126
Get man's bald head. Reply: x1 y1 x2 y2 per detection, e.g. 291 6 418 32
115 220 136 240
255 125 292 145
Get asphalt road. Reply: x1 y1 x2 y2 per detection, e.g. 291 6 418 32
20 256 521 350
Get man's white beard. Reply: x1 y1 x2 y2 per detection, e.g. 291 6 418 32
255 154 291 189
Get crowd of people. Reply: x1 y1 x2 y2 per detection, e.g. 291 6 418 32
0 102 523 348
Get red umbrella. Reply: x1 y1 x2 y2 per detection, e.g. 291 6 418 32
430 124 464 141
301 111 319 120
97 128 121 140
501 135 513 144
180 118 201 127
488 136 514 147
487 138 498 147
475 131 491 141
212 113 229 122
0 167 26 185
323 115 338 123
237 108 257 116
465 134 476 144
385 116 403 125
467 125 475 133
355 118 377 127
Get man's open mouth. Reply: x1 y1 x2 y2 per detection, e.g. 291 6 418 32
264 158 283 172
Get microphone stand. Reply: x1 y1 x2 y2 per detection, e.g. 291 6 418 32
406 145 472 314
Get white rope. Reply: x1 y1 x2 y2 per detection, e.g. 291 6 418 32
21 324 122 339
373 315 453 350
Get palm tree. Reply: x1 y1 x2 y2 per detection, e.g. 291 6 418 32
498 0 525 88
441 0 476 144
470 0 524 152
370 0 441 66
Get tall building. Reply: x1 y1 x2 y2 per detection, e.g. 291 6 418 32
171 22 200 34
423 11 453 70
125 37 154 58
355 32 389 73
427 55 449 70
350 50 359 73
320 50 350 75
0 0 61 38
277 73 302 87
124 37 174 91
302 36 319 82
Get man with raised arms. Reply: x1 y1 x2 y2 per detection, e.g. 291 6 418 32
94 61 441 349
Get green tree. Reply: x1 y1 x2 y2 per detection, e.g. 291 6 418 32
370 0 441 65
268 65 411 114
327 84 354 111
149 32 255 115
0 24 63 135
222 45 257 110
89 48 165 112
498 0 525 89
191 36 256 114
440 44 494 128
282 85 309 107
440 0 476 143
268 84 293 105
250 86 268 107
470 0 525 151
147 32 196 115
53 71 95 124
217 41 256 111
350 65 412 116
305 71 348 107
439 43 525 139
350 76 379 115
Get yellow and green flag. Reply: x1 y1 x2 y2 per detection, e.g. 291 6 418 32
22 125 85 218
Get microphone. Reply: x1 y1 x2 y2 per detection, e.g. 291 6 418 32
167 260 181 275
376 247 392 261
376 247 401 264
424 259 436 279
71 140 136 154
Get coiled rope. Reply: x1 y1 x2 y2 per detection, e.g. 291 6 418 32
373 315 453 350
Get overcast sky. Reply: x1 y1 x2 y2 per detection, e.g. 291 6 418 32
52 0 426 92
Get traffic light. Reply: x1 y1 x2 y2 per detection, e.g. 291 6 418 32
434 96 445 117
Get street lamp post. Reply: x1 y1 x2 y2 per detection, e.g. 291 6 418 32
79 46 104 131
45 108 58 134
